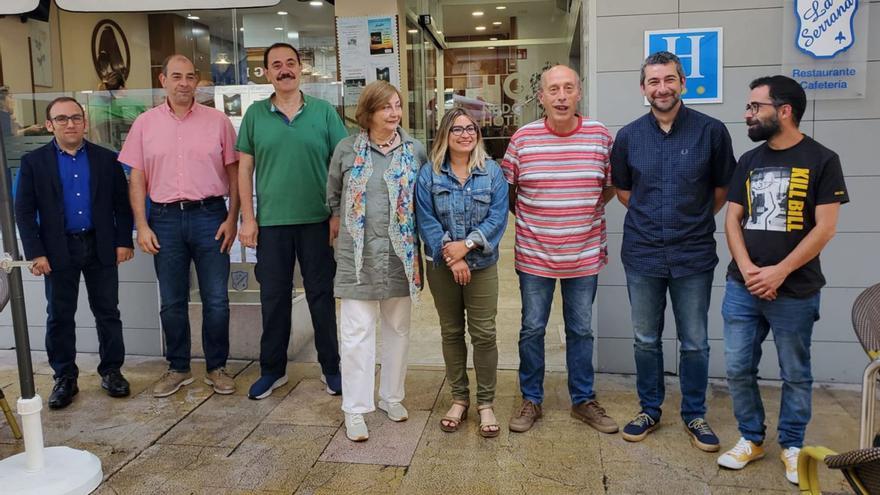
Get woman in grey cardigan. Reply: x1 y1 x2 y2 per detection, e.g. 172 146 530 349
327 81 427 442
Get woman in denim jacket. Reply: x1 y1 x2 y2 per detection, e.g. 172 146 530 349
415 108 508 437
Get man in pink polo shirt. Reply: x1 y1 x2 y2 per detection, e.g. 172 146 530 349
119 54 240 398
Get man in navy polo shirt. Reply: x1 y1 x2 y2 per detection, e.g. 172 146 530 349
15 97 135 409
610 51 736 451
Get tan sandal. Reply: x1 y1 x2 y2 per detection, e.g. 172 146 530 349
440 400 469 432
478 404 500 438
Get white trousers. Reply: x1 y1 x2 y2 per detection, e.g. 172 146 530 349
340 296 411 414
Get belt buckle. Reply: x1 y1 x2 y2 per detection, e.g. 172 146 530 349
179 201 186 211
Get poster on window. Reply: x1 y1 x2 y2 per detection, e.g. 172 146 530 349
336 15 400 104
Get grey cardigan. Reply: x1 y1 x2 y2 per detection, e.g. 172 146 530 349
326 128 427 300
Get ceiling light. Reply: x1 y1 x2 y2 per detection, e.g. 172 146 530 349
492 21 502 25
408 29 418 34
475 26 486 31
239 27 244 31
309 1 322 5
274 27 283 31
496 5 507 9
489 37 498 41
488 46 495 50
186 14 199 20
437 30 443 34
472 11 484 16
277 11 288 15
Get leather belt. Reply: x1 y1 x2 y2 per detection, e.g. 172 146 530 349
152 196 224 211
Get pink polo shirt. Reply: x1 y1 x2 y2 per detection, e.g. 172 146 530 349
119 101 239 203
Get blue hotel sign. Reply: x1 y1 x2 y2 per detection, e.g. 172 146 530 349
644 28 723 104
783 0 869 99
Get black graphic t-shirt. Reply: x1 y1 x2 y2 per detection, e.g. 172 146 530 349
727 135 849 298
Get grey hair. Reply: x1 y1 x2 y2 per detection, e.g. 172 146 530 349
640 51 685 85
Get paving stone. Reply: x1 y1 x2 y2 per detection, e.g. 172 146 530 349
0 351 867 494
158 393 282 450
264 377 343 427
106 424 335 494
319 410 430 466
294 462 406 495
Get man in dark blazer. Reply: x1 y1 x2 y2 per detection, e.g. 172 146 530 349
15 96 135 409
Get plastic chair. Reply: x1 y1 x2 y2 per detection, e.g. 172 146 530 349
799 283 880 494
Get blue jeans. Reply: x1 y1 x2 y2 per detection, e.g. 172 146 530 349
518 271 597 405
722 279 820 448
626 269 713 422
149 199 230 372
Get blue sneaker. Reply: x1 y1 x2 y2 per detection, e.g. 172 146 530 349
248 374 288 400
321 373 342 396
685 418 720 452
622 412 659 442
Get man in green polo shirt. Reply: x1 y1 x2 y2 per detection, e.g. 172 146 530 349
237 42 348 400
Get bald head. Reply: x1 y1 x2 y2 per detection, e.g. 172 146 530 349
161 54 194 76
540 65 582 92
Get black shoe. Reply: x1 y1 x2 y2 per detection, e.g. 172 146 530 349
48 376 78 409
101 369 131 398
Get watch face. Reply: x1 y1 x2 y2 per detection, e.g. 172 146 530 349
465 240 474 248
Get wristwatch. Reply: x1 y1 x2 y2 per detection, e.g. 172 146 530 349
464 239 475 250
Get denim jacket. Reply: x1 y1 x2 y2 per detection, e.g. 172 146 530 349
415 158 508 270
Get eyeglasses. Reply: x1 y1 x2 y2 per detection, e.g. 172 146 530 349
745 101 778 114
450 125 478 136
50 114 85 126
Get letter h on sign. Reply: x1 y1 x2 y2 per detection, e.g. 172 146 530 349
644 27 724 104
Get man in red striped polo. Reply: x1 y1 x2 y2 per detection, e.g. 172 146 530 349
502 65 618 434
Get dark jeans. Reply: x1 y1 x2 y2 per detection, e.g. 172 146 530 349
44 231 124 379
722 279 820 448
517 271 598 405
625 269 713 422
149 199 230 372
255 222 340 377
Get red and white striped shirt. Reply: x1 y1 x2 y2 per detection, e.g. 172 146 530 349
501 116 613 279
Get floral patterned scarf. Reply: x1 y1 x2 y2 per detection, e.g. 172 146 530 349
345 129 421 299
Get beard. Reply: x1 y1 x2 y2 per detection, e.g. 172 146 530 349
747 114 781 142
648 92 680 113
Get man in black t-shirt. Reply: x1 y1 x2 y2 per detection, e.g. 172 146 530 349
716 75 849 485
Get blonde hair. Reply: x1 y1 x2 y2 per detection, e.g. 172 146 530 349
355 81 402 130
429 108 488 174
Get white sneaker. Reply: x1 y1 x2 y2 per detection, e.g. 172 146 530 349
781 447 801 484
717 437 766 470
378 400 408 422
344 413 368 442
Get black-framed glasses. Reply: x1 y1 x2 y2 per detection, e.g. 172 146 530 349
50 114 85 126
450 125 478 136
745 101 778 114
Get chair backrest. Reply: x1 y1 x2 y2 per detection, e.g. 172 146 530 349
826 447 880 494
853 283 880 358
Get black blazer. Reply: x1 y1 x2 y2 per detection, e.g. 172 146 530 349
14 140 134 270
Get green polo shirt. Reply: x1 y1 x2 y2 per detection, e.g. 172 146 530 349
236 93 349 226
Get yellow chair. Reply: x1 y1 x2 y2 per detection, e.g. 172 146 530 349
798 283 880 494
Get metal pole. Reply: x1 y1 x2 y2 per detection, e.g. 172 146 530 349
0 131 36 400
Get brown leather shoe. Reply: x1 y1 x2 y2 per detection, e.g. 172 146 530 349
152 370 193 398
205 368 235 395
509 399 542 433
571 400 619 433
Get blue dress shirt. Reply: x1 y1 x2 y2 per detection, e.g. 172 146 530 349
54 140 93 233
610 105 736 278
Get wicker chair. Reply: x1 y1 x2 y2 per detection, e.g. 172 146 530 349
799 283 880 494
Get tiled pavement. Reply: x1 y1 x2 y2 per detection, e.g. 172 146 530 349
0 350 861 494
